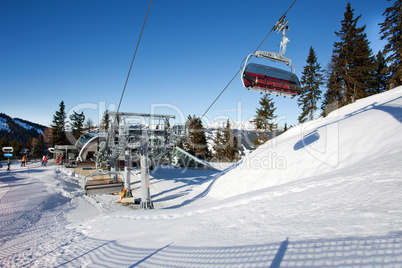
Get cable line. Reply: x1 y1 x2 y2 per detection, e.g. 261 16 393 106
117 0 153 114
201 0 298 119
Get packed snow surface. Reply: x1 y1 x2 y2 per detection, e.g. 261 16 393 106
1 87 402 267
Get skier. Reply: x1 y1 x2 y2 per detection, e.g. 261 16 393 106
7 158 11 171
21 155 26 167
42 155 47 166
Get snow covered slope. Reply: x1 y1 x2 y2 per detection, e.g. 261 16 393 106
209 87 402 199
1 88 402 267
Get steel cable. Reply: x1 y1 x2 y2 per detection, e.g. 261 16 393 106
117 0 153 114
201 0 298 119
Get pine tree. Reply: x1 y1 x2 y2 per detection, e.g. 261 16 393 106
100 110 111 132
212 127 225 160
324 3 376 110
0 136 7 148
69 111 85 140
10 140 22 157
222 120 239 161
51 101 69 145
25 138 32 152
321 59 342 116
379 0 402 88
252 94 277 146
298 47 324 123
373 51 390 93
185 115 210 160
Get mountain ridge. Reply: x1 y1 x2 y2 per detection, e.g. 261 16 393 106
0 113 47 148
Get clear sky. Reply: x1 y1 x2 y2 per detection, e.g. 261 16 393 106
0 0 390 128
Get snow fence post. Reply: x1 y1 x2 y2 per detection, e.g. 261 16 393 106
140 132 154 209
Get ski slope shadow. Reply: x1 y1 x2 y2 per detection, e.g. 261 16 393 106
9 233 400 267
294 131 320 151
345 97 402 124
162 161 244 209
148 167 220 204
293 95 402 152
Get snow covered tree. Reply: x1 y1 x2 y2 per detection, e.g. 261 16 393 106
185 115 210 160
298 46 324 123
252 94 277 146
324 3 376 110
69 111 85 140
51 101 69 145
379 0 402 88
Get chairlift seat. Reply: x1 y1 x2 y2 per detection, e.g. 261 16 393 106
84 172 124 196
243 63 301 97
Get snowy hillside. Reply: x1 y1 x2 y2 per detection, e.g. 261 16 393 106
209 87 402 199
0 113 45 138
0 117 10 132
13 118 44 134
0 114 45 134
1 87 402 267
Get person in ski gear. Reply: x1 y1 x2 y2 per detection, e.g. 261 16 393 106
42 155 48 166
21 156 26 167
7 158 11 171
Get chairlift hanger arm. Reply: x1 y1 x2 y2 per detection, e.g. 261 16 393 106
108 111 176 120
254 51 292 66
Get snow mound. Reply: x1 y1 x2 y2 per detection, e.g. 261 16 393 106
209 87 402 200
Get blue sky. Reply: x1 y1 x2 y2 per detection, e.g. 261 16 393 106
0 0 390 128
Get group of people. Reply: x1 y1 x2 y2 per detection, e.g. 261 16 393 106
55 154 65 165
0 155 50 171
21 155 49 166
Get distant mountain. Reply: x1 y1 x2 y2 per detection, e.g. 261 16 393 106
0 113 46 147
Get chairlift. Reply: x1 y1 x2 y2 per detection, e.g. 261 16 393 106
84 171 124 196
241 18 301 98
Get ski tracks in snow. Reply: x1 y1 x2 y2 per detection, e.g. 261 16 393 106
0 164 86 267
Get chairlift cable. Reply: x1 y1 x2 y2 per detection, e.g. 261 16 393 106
201 0 298 119
116 0 153 114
